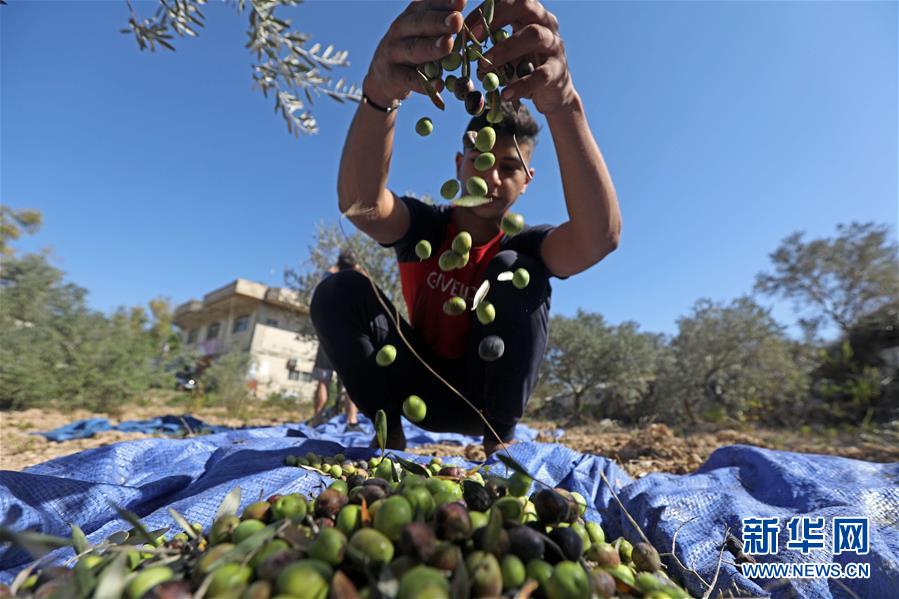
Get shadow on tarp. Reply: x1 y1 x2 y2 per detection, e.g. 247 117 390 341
4 419 898 598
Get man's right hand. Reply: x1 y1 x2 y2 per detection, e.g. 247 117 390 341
363 0 466 108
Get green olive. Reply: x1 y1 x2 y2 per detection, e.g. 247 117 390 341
441 53 462 71
232 519 266 545
452 231 472 254
487 107 503 124
444 74 458 93
308 527 347 566
440 179 460 200
475 126 496 152
466 45 480 62
492 29 510 43
348 528 395 567
376 344 397 366
415 240 432 260
125 566 174 599
476 301 495 325
443 296 467 316
422 61 441 80
512 268 530 289
482 72 500 92
438 250 458 272
474 152 496 172
466 176 488 197
501 212 525 235
403 395 427 422
373 496 413 542
415 117 433 136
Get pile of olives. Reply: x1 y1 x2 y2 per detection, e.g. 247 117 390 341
6 454 694 598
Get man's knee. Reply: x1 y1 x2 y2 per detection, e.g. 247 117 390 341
310 270 368 324
484 250 551 308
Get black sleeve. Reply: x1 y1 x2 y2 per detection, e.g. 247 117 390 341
504 224 569 279
381 194 448 262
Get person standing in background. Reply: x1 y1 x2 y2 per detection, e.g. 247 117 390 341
308 251 363 432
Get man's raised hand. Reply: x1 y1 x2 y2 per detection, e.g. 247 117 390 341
467 0 577 115
364 0 467 109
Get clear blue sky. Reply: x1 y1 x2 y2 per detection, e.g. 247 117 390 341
2 1 896 343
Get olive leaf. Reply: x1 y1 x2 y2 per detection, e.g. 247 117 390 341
465 44 493 66
167 507 198 540
391 454 431 478
496 271 514 282
92 551 129 599
0 527 72 559
108 501 159 545
483 503 504 555
9 557 44 596
215 486 242 520
105 530 129 545
70 523 89 555
375 410 388 456
495 452 533 479
122 527 169 546
73 557 97 597
206 523 279 572
451 551 471 599
452 195 492 207
416 70 445 111
482 0 494 27
472 280 490 311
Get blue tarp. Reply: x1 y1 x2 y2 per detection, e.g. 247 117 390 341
2 416 897 598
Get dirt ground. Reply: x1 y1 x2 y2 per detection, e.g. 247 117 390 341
2 403 897 477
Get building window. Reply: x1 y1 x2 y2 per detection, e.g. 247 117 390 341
187 328 199 344
232 315 250 334
265 318 279 327
288 370 300 381
206 322 220 341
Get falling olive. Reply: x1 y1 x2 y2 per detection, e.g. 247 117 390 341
415 240 432 260
440 179 460 199
475 126 496 152
415 117 433 136
475 152 496 172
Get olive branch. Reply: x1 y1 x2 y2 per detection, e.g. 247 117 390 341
120 0 361 136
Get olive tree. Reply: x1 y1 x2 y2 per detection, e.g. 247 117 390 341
0 207 196 411
539 310 663 417
650 296 811 425
121 0 360 136
754 222 899 340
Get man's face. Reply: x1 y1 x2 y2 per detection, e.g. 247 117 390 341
455 134 535 220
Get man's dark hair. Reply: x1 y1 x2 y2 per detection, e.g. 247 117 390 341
336 250 356 271
464 102 539 150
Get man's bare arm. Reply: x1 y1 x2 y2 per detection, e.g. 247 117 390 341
336 0 465 246
337 99 409 246
470 1 621 279
540 92 621 278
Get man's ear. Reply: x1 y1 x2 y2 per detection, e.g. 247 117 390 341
521 167 536 193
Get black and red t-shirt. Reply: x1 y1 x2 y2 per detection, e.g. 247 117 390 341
385 195 556 360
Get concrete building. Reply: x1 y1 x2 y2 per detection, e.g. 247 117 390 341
173 279 318 400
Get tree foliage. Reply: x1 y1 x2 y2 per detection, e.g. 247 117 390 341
539 310 662 417
649 296 812 425
754 222 899 339
0 206 42 257
0 209 194 411
121 0 361 136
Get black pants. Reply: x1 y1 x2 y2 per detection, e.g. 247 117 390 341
309 250 551 441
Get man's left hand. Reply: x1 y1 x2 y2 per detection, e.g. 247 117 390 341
467 0 577 115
